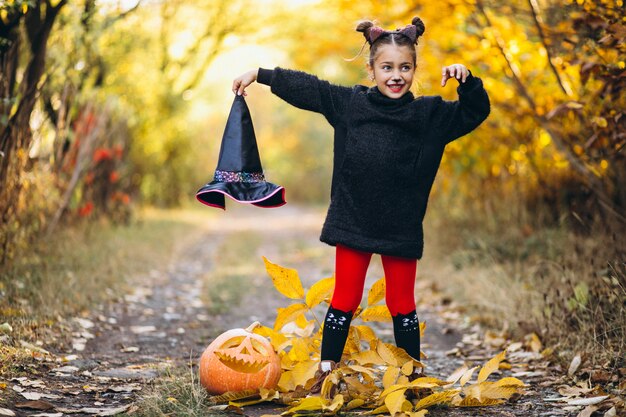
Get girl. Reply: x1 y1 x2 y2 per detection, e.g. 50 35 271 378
233 17 490 391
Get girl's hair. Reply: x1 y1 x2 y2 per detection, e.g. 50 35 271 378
355 17 425 66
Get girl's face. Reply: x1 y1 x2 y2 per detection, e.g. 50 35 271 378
367 44 416 99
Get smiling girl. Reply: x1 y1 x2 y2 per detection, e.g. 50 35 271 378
232 16 490 390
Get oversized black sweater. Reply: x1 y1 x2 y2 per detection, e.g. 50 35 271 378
257 67 490 259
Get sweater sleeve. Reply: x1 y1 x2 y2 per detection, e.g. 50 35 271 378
430 70 491 145
257 67 352 127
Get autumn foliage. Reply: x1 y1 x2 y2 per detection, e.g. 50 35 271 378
205 258 526 415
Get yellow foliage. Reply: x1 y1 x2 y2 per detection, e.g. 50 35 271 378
273 303 308 332
305 276 335 308
207 260 525 413
476 350 506 383
263 257 305 300
367 277 386 305
360 305 392 322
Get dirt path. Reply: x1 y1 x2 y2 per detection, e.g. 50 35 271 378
3 206 577 416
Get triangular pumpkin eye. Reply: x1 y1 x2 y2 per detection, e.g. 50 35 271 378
250 338 269 356
219 336 246 349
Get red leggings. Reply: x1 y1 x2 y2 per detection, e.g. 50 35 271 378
330 244 417 316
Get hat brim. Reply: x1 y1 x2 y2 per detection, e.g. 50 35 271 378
196 181 286 210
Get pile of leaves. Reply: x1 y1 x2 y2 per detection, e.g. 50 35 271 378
208 257 526 415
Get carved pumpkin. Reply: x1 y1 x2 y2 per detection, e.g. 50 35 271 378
199 322 281 394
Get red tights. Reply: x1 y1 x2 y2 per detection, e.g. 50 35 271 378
330 244 417 316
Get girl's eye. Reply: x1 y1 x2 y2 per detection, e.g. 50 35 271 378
402 66 412 71
382 66 391 70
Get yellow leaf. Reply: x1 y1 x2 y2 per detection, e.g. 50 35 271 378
323 394 344 413
321 370 341 399
460 366 479 386
288 337 311 362
414 389 458 410
347 364 377 379
380 383 412 399
384 388 408 416
351 349 385 366
291 360 318 388
383 366 401 389
355 325 378 347
446 365 468 385
263 257 305 300
286 396 325 414
476 351 506 383
305 276 335 308
455 396 505 407
385 344 421 367
255 326 289 352
493 377 525 387
346 399 366 410
377 341 399 366
370 404 390 414
419 322 426 337
0 9 8 23
367 277 386 305
401 360 413 376
277 371 295 392
274 303 308 331
344 326 361 355
360 305 392 322
408 376 450 389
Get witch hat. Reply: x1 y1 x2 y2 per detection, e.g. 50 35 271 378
196 95 286 209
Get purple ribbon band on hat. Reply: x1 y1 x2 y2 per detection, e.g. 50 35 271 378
369 24 417 44
214 170 265 183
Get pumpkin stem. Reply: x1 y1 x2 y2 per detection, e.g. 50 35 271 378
246 321 262 332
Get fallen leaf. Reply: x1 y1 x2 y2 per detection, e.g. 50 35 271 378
568 354 582 377
604 407 617 417
20 392 42 400
107 384 142 393
566 396 609 406
120 346 139 353
15 400 55 410
129 326 156 334
576 405 598 417
52 366 79 373
0 408 15 416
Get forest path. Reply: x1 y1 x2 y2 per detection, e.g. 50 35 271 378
3 205 570 416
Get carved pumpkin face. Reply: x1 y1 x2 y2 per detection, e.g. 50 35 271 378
199 322 281 394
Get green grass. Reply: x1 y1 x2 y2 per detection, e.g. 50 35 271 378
0 208 213 371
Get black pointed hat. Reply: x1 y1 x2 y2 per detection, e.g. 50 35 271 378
196 95 286 209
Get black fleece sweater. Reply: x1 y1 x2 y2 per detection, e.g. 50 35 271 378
257 67 490 259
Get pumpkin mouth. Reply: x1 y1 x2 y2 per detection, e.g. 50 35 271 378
214 351 269 373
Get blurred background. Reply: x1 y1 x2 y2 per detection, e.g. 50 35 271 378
0 0 624 366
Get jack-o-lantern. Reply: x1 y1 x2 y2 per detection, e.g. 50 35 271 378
199 322 281 394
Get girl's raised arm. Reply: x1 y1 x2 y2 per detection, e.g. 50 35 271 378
431 69 491 145
255 67 353 127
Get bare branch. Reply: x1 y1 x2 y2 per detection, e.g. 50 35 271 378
102 0 143 30
527 0 572 97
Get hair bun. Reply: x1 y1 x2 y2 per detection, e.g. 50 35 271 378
356 20 375 42
411 17 425 38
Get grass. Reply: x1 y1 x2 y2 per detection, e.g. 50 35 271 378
423 202 626 372
130 363 215 417
200 231 262 315
0 207 213 375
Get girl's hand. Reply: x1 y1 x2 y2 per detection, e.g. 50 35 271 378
232 69 258 96
441 64 469 87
